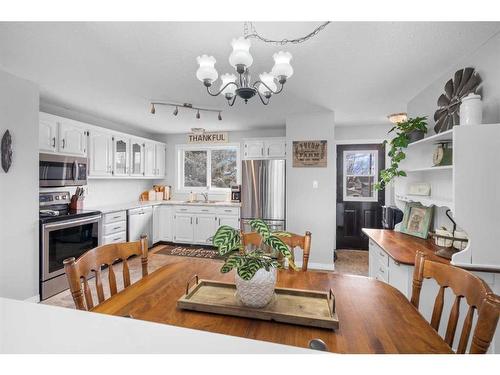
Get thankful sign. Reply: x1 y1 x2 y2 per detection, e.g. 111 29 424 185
292 140 328 167
188 132 228 144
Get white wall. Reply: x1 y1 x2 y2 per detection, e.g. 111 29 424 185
286 112 335 270
158 128 286 200
0 69 39 300
334 124 391 142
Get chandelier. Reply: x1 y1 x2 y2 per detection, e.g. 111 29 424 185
195 22 330 106
196 38 292 106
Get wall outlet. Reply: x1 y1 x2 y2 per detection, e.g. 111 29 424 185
312 180 319 189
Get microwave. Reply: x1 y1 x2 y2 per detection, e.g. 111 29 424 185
39 153 88 187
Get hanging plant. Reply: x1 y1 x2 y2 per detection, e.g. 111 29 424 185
375 116 428 191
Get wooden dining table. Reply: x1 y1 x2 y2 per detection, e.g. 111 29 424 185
92 256 452 354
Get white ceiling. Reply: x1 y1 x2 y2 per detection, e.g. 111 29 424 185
1 22 499 134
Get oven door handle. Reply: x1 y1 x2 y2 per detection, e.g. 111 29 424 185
42 215 102 230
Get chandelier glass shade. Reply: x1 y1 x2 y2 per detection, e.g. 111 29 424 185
196 37 293 106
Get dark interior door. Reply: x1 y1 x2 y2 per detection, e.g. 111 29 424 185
336 144 385 250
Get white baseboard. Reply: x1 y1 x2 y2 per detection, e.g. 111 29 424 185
24 295 40 303
295 261 334 271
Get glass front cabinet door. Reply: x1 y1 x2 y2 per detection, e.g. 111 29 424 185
113 136 130 176
130 139 145 176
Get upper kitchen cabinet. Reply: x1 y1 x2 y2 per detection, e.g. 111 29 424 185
130 139 145 177
39 112 87 157
39 113 58 153
88 129 113 177
155 143 166 178
243 138 286 159
113 135 130 176
58 120 87 156
144 142 166 178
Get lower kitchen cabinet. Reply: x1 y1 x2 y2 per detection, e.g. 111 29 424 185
102 211 127 245
173 212 194 243
153 205 173 243
194 214 218 245
218 215 240 229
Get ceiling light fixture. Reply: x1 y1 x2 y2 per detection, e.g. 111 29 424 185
149 101 222 121
387 112 408 124
196 22 330 106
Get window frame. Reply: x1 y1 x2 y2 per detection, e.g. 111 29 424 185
343 149 378 202
176 143 241 192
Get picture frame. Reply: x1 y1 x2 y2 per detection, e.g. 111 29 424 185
398 202 433 239
292 140 327 168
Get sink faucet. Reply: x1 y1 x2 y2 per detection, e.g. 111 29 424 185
200 192 209 202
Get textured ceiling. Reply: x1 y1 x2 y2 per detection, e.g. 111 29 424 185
0 22 499 134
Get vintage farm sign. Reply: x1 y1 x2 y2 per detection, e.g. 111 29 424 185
292 140 328 167
187 132 228 144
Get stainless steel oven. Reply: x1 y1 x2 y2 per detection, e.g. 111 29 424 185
40 214 101 300
39 153 88 187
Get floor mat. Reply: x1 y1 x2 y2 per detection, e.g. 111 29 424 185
155 245 222 259
334 249 368 276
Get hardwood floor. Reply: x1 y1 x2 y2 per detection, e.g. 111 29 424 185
334 249 368 276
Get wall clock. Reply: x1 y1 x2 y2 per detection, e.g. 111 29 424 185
434 67 481 133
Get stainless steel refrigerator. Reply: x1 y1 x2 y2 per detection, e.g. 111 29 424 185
241 159 286 231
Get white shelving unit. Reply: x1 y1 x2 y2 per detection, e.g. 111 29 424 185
394 124 500 272
394 130 454 210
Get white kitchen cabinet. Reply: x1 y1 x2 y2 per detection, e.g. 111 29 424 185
113 135 130 177
88 129 113 177
243 138 286 159
155 144 166 177
102 211 127 245
265 139 286 158
173 212 195 243
39 113 58 153
194 214 218 245
59 120 87 157
243 140 265 159
218 215 240 229
153 205 173 243
130 139 145 177
144 142 156 177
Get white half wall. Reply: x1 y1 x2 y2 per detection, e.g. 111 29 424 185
286 112 335 269
0 69 39 300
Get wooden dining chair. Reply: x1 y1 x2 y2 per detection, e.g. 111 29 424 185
241 231 311 271
411 251 500 354
63 235 149 311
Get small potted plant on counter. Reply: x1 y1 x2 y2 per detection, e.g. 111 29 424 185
212 219 296 308
375 116 428 190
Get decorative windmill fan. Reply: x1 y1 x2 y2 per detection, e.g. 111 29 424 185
434 67 481 133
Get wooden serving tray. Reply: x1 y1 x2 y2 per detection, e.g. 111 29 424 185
177 275 339 330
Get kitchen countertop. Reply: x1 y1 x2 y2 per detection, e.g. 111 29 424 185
87 200 241 214
362 228 450 266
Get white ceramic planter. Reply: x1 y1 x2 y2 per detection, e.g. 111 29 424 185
235 268 277 308
460 93 482 126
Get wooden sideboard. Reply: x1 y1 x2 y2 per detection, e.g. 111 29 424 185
362 228 500 353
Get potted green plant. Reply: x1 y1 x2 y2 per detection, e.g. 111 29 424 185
375 116 428 191
211 219 296 308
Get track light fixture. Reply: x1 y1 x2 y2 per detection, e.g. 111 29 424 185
149 101 222 121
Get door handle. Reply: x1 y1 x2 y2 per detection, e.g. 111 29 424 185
52 137 56 148
196 217 198 225
73 161 79 181
190 217 193 225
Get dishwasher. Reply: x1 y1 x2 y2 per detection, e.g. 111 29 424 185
128 206 153 247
